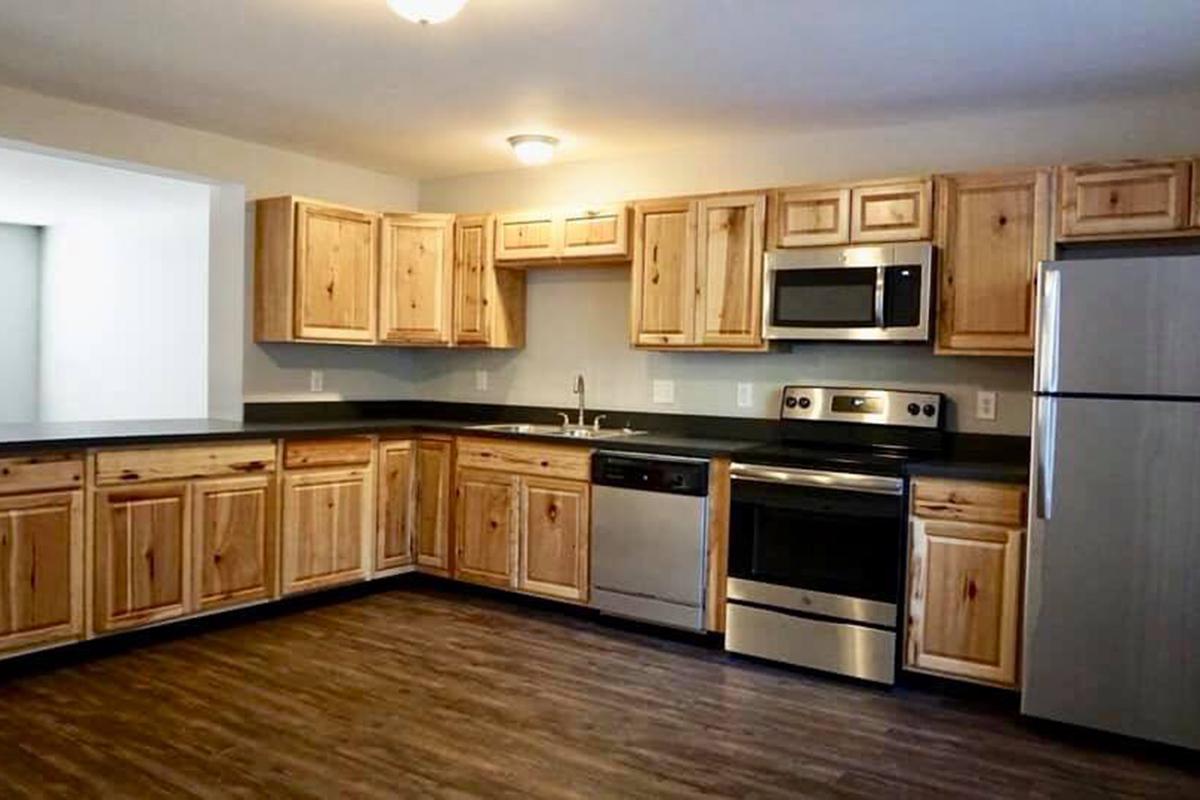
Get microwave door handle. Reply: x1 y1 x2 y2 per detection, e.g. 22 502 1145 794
874 267 886 328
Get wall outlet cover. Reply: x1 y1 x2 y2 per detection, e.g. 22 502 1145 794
652 379 675 405
475 369 488 392
309 370 324 393
976 390 997 421
737 382 753 408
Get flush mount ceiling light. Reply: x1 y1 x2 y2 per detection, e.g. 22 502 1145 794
507 134 559 166
387 0 468 24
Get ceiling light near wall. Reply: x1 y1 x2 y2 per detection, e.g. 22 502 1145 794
508 135 559 166
387 0 468 24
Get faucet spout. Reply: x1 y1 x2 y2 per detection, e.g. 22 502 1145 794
572 374 586 427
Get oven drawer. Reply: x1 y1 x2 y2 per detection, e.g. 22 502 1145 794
725 603 896 684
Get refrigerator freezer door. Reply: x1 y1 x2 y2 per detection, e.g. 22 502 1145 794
1035 257 1200 396
1023 397 1200 749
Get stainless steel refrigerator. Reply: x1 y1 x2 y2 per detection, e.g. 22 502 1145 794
1023 255 1200 750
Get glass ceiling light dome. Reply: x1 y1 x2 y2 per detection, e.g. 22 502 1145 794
508 135 559 166
387 0 469 25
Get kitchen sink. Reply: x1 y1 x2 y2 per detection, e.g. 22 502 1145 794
467 422 645 440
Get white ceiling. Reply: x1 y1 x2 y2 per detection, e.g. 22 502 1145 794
0 0 1198 179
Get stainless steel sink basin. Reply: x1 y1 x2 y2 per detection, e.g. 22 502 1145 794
467 422 644 440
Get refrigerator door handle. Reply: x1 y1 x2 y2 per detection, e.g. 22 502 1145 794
1035 397 1057 520
1036 266 1062 393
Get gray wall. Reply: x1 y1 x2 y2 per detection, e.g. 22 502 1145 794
0 223 40 422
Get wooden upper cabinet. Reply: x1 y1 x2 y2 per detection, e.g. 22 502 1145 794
94 483 191 633
519 477 589 602
376 441 415 573
452 215 526 349
191 475 276 612
1193 158 1200 230
495 210 560 262
695 194 766 347
850 180 933 243
0 490 84 654
494 206 631 264
280 468 372 595
414 438 453 575
255 196 379 343
560 205 631 260
771 187 851 247
906 518 1024 688
935 169 1051 356
631 199 697 347
379 213 454 345
1058 159 1191 239
454 468 519 589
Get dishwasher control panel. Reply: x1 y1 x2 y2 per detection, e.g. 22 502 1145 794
591 452 709 496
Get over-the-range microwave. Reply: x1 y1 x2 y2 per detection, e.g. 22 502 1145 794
762 241 933 341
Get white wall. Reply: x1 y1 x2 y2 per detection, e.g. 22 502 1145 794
417 91 1200 435
0 223 41 422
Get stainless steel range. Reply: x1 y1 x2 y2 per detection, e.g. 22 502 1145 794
725 386 943 684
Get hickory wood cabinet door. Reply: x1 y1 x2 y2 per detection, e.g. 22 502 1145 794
906 518 1023 688
376 441 415 573
414 438 453 575
191 475 276 612
560 205 630 260
379 213 455 345
1058 159 1191 239
494 206 631 264
695 194 766 347
94 483 191 633
772 187 851 247
452 215 526 349
294 201 379 342
0 491 84 654
850 180 933 243
494 210 559 262
935 169 1052 356
630 199 697 346
518 476 589 602
454 468 519 589
280 468 372 595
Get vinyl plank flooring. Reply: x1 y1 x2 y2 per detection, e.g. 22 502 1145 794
0 584 1197 799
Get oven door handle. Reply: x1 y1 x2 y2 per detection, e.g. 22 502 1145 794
730 463 903 496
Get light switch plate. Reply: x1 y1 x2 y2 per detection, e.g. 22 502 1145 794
475 369 488 392
976 390 997 421
652 379 675 405
737 382 753 408
309 370 324 393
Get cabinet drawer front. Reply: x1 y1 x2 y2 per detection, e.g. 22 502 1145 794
0 453 84 495
283 437 374 469
1059 160 1190 238
773 187 851 247
561 205 630 259
96 442 276 486
850 181 932 242
455 437 591 480
912 479 1026 526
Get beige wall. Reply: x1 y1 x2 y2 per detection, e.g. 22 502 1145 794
413 91 1200 435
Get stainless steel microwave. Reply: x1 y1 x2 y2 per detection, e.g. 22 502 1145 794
763 242 933 341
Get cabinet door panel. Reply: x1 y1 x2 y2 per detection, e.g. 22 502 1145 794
631 200 696 346
850 181 932 242
519 477 589 602
561 205 630 259
1059 160 1190 238
192 476 275 611
95 484 190 632
453 216 490 345
936 170 1050 355
414 439 452 574
0 491 83 653
495 212 559 261
294 203 378 342
377 441 415 572
379 214 454 344
773 187 851 247
696 194 766 347
906 518 1023 687
281 469 370 594
454 468 518 589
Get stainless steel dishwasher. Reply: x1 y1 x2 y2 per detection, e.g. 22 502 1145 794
590 451 709 630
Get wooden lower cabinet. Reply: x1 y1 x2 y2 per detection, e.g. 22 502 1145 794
376 441 415 572
94 483 191 633
454 468 519 589
192 475 276 611
906 517 1024 687
280 468 372 595
519 477 589 602
414 438 453 574
0 491 84 654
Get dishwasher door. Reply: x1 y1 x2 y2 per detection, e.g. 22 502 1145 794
591 484 707 630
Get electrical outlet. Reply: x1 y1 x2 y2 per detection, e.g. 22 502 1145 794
475 369 488 392
652 379 675 405
976 390 997 421
309 370 324 393
737 382 753 408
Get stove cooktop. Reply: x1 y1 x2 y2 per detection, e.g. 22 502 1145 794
735 442 917 476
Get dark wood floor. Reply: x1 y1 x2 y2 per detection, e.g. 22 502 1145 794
0 583 1196 799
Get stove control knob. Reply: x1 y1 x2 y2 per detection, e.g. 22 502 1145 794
907 403 920 416
784 396 798 409
922 404 937 417
797 397 812 410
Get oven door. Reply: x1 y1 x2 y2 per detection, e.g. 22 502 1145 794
728 466 904 624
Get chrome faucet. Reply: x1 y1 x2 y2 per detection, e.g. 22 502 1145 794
573 374 586 427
